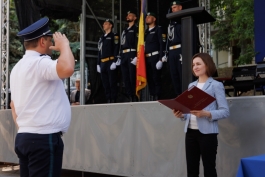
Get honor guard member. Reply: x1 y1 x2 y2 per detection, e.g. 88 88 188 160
97 19 120 103
166 0 183 97
116 11 138 102
145 12 166 100
10 17 74 176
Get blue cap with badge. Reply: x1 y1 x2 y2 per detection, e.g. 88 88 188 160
17 17 53 41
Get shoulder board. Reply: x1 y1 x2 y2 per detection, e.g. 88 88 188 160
39 54 51 59
40 54 51 58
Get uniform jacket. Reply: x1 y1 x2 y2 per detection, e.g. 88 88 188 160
97 32 120 65
120 24 138 51
145 26 166 60
167 21 182 47
167 21 201 53
183 77 230 134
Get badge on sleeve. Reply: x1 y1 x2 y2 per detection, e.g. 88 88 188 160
114 36 119 44
162 34 167 42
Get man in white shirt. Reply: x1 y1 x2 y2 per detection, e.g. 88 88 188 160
10 17 75 177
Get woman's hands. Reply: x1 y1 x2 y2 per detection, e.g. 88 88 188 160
172 109 212 119
173 109 184 118
190 110 212 119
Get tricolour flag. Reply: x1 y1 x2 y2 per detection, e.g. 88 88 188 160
136 0 147 99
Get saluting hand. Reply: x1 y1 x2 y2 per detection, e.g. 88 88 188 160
49 32 70 52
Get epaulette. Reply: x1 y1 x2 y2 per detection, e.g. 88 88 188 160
40 54 51 57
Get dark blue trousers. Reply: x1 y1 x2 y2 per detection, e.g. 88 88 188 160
168 48 182 97
145 55 162 96
15 132 64 177
121 51 137 97
100 61 118 100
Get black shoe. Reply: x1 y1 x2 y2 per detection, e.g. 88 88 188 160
107 99 111 103
111 99 116 103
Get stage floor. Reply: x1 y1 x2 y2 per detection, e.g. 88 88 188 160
0 165 122 177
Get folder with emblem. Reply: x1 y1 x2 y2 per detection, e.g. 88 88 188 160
158 86 216 113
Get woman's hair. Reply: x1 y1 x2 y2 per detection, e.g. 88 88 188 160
191 53 217 77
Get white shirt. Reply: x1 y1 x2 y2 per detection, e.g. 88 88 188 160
149 26 155 31
188 83 205 129
10 50 71 134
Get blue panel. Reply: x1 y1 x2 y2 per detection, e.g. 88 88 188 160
254 0 265 63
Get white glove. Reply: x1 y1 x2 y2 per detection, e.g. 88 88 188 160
179 54 182 64
97 65 101 73
116 58 121 66
156 61 163 70
131 57 137 65
162 56 167 62
110 62 116 70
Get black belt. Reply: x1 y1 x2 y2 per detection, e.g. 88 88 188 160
58 131 63 137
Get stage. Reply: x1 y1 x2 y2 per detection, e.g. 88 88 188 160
1 96 265 177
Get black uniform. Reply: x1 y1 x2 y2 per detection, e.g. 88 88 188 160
167 20 201 97
120 25 138 100
98 32 120 102
145 26 166 98
167 21 182 97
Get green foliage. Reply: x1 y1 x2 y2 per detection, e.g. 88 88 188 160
210 0 255 64
9 1 24 70
9 0 80 69
49 19 80 59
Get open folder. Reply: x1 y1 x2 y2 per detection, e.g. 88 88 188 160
158 86 216 113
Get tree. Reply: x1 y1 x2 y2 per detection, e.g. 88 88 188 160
210 0 254 65
49 19 80 61
9 0 24 69
9 0 81 70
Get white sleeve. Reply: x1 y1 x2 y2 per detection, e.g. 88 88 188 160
38 57 60 80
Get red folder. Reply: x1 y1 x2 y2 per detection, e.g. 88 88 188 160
158 85 216 113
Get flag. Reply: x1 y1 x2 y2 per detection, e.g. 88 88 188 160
136 0 147 99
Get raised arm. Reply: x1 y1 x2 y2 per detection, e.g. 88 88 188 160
50 32 75 79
